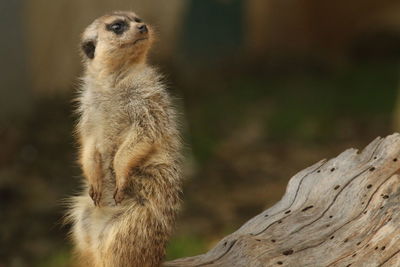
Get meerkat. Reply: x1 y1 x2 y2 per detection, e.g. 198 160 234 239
67 11 182 267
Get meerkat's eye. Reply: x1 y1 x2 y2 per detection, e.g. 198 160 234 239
106 20 128 35
134 17 142 23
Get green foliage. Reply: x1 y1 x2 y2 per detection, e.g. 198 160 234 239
187 62 399 163
35 246 71 267
166 234 208 260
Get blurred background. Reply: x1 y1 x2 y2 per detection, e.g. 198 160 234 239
1 0 400 266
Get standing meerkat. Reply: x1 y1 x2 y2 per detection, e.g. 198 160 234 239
67 11 182 267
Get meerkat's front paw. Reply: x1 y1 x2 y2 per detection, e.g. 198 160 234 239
113 185 128 205
113 187 126 205
89 183 102 206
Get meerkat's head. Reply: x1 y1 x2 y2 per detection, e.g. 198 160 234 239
81 11 153 74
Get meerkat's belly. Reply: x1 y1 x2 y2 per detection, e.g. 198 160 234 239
83 107 136 204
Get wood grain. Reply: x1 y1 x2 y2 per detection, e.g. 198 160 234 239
166 133 400 267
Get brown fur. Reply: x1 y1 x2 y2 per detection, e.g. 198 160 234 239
67 11 182 267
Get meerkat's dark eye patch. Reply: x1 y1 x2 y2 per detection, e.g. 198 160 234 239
82 40 96 59
106 20 129 35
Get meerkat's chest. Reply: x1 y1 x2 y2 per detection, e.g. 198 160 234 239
81 92 135 137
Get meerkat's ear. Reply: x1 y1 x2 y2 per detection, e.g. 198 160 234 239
82 40 96 59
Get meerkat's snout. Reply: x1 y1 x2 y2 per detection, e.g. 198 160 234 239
131 22 150 45
137 24 148 34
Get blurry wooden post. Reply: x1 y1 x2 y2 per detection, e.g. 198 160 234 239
244 0 271 58
244 0 400 63
0 1 32 120
244 0 313 59
166 133 400 266
23 0 187 95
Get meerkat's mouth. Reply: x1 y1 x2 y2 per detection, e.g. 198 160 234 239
133 38 148 45
120 38 149 48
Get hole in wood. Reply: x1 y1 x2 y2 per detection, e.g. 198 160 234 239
367 184 372 189
330 168 335 172
255 239 261 242
346 264 352 267
271 239 276 243
356 242 361 246
277 261 283 265
344 238 349 243
381 246 386 250
361 202 364 205
223 242 227 247
363 211 367 214
366 244 370 248
373 156 377 159
317 170 321 173
352 254 356 257
382 195 389 199
278 220 282 224
375 246 379 250
334 185 340 190
369 167 375 171
394 158 398 162
265 214 269 217
282 249 294 256
285 210 291 214
302 205 314 212
329 215 333 218
330 236 334 240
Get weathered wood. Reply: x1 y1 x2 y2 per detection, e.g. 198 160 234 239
166 133 400 266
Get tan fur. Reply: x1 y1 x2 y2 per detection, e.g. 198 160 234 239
67 11 182 267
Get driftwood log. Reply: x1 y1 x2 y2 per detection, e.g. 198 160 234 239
166 133 400 266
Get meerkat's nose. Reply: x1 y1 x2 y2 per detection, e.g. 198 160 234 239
137 24 148 34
